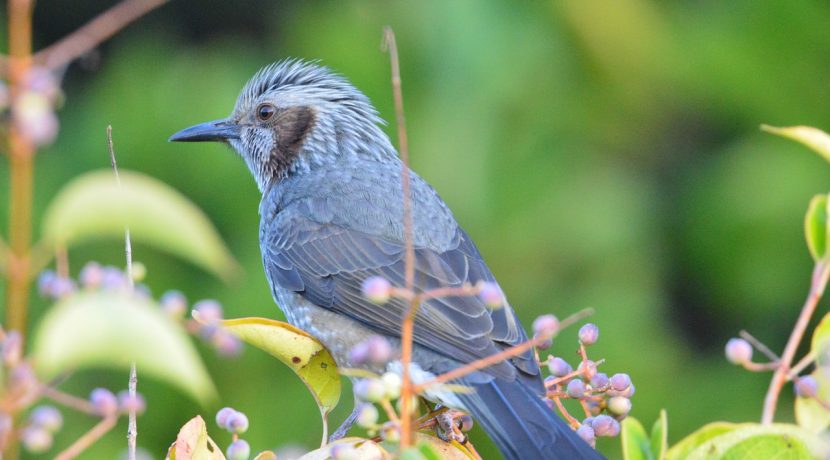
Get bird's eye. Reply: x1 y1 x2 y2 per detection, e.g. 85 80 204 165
257 104 276 121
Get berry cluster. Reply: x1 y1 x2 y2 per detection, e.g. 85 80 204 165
1 67 62 147
0 325 147 455
215 407 253 460
37 261 243 357
537 320 634 447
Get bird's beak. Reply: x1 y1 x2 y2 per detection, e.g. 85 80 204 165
168 119 240 142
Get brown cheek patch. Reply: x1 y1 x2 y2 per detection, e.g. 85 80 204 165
269 106 316 174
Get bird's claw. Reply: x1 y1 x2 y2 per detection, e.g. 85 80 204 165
435 410 466 443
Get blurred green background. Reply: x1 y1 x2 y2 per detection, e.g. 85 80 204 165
3 0 830 458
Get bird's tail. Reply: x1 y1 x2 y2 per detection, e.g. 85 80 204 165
458 379 605 460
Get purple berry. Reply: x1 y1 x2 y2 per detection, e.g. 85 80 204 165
349 335 392 366
101 266 127 290
566 379 586 398
576 424 595 448
478 282 504 308
610 373 632 392
608 396 632 417
356 404 379 428
21 426 52 453
361 276 391 304
725 338 753 365
354 378 386 403
380 421 401 442
591 414 620 437
90 388 118 416
79 262 104 289
160 290 188 317
795 376 819 398
578 323 599 345
213 330 243 357
117 391 146 415
535 336 553 350
226 439 251 460
226 411 249 434
37 270 57 298
548 357 573 377
590 372 609 389
459 415 474 432
533 314 560 337
193 299 223 323
216 407 236 428
30 406 62 432
51 276 76 298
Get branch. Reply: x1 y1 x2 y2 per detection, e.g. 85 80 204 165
54 416 118 460
416 333 554 392
761 261 830 424
106 125 138 460
382 26 416 448
33 0 169 70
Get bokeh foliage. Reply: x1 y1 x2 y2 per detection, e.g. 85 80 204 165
2 0 830 458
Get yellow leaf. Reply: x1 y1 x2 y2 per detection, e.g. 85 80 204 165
166 416 225 460
297 437 387 460
199 315 341 444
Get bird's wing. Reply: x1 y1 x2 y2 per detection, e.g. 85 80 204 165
260 172 538 381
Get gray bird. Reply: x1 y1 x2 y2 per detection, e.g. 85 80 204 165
170 60 604 460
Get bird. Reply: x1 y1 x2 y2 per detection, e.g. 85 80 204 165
170 59 604 460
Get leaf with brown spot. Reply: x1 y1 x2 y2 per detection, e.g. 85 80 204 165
193 314 341 445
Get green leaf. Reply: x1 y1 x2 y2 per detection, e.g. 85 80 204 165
166 415 225 460
682 424 827 460
33 292 216 405
762 125 830 164
796 316 830 432
622 416 654 460
41 169 239 280
666 422 737 460
804 194 828 261
651 409 668 460
209 316 341 443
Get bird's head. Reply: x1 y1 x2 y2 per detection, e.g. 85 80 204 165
170 59 394 190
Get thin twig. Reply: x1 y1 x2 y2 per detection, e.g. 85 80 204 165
40 386 97 414
551 396 581 429
34 0 168 70
789 351 816 379
382 26 417 448
416 333 555 391
55 243 69 280
740 330 780 362
54 416 118 460
762 261 830 424
742 361 779 372
107 125 138 459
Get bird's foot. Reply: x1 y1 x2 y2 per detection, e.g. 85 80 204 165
434 410 466 444
328 404 362 443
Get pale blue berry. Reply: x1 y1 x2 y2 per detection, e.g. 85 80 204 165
90 388 118 416
193 299 223 323
160 290 188 317
361 277 391 304
578 323 599 345
533 314 559 337
478 282 504 308
607 396 632 417
725 338 752 365
576 424 595 448
566 379 586 398
356 404 379 428
591 414 620 437
226 411 249 434
117 391 146 415
548 357 573 377
30 405 62 432
226 439 251 460
216 407 236 428
795 376 819 398
610 373 632 392
21 426 52 453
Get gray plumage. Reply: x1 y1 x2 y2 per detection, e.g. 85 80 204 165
170 59 604 460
